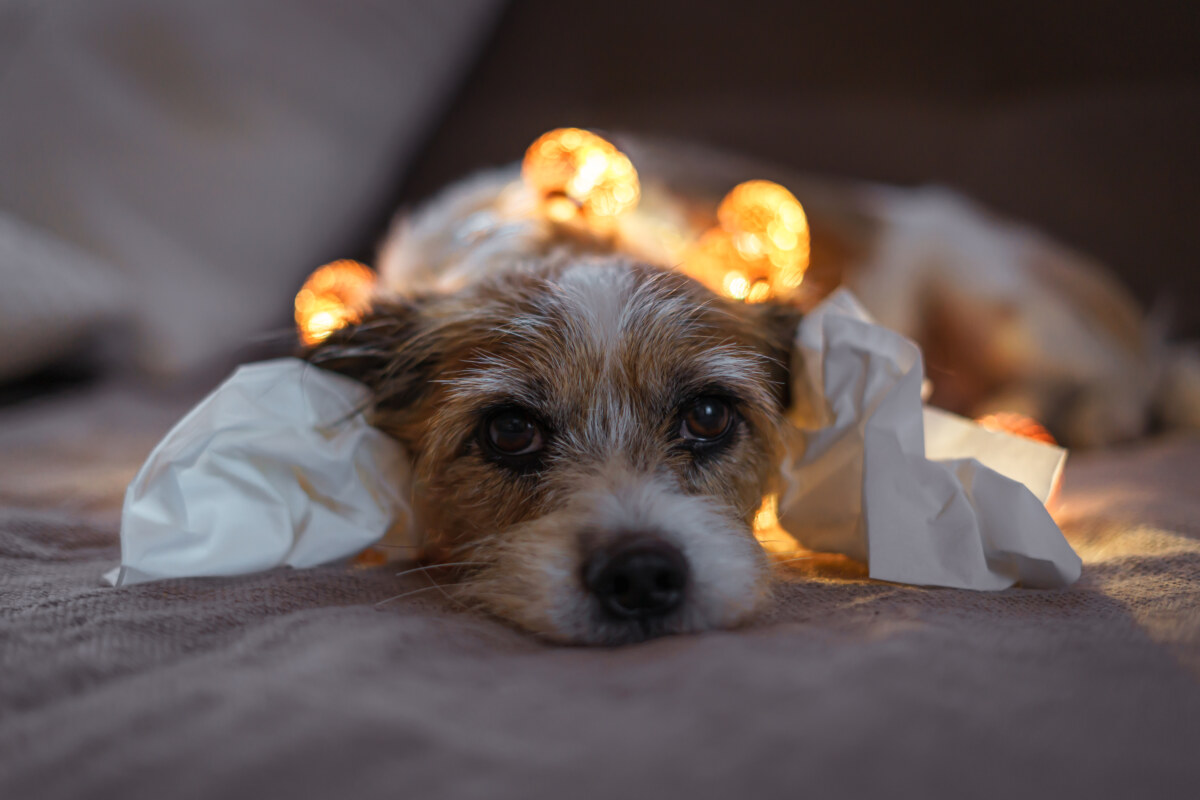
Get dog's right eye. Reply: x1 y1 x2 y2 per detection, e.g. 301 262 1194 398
680 397 734 442
484 410 544 457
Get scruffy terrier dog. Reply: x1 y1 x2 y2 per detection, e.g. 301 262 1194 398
303 147 1198 643
308 255 801 645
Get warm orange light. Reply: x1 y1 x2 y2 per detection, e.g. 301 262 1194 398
295 260 377 346
522 128 640 228
975 412 1058 446
682 180 810 302
753 495 801 556
724 269 751 300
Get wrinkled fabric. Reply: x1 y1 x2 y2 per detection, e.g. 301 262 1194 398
777 290 1081 589
112 359 414 585
3 377 1199 800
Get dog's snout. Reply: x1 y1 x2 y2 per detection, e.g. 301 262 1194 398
584 537 688 620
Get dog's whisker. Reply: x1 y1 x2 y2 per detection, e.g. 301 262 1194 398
394 561 487 578
375 581 474 608
445 541 497 561
450 534 498 551
419 570 478 613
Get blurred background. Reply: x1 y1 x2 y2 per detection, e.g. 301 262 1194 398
1 0 1197 394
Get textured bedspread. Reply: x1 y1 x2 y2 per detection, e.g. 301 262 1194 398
2 380 1198 799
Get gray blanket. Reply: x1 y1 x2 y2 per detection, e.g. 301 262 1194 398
2 381 1199 799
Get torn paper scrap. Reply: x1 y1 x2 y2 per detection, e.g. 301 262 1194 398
923 406 1066 505
110 359 414 586
776 289 1081 590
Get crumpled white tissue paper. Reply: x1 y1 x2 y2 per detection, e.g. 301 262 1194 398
109 291 1080 592
108 359 414 586
776 289 1081 589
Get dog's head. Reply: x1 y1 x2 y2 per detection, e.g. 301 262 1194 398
309 256 801 643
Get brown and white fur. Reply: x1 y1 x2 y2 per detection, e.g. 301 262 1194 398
308 255 802 644
377 140 1200 450
306 146 1199 643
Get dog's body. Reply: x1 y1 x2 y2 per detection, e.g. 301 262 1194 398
307 152 1197 642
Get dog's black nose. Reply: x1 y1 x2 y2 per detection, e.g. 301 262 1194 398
584 537 688 620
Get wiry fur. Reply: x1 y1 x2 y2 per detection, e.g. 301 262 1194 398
309 256 802 644
308 150 1200 641
378 160 1200 448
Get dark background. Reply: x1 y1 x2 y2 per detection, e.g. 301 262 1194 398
389 0 1200 335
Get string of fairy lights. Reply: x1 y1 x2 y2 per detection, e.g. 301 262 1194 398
293 128 1057 537
294 127 812 347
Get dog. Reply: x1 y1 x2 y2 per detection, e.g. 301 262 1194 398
308 253 802 644
304 147 1197 643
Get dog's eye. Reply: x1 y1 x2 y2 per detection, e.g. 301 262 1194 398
680 397 733 441
485 410 544 456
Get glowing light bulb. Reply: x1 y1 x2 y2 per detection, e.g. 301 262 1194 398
682 180 810 302
724 271 751 300
295 260 377 346
522 128 640 228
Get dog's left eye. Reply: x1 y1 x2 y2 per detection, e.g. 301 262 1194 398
680 397 734 441
485 410 544 456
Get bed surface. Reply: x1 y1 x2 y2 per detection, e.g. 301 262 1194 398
2 379 1198 800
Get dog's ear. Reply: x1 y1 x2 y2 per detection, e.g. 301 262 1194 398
302 297 441 413
746 299 806 411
